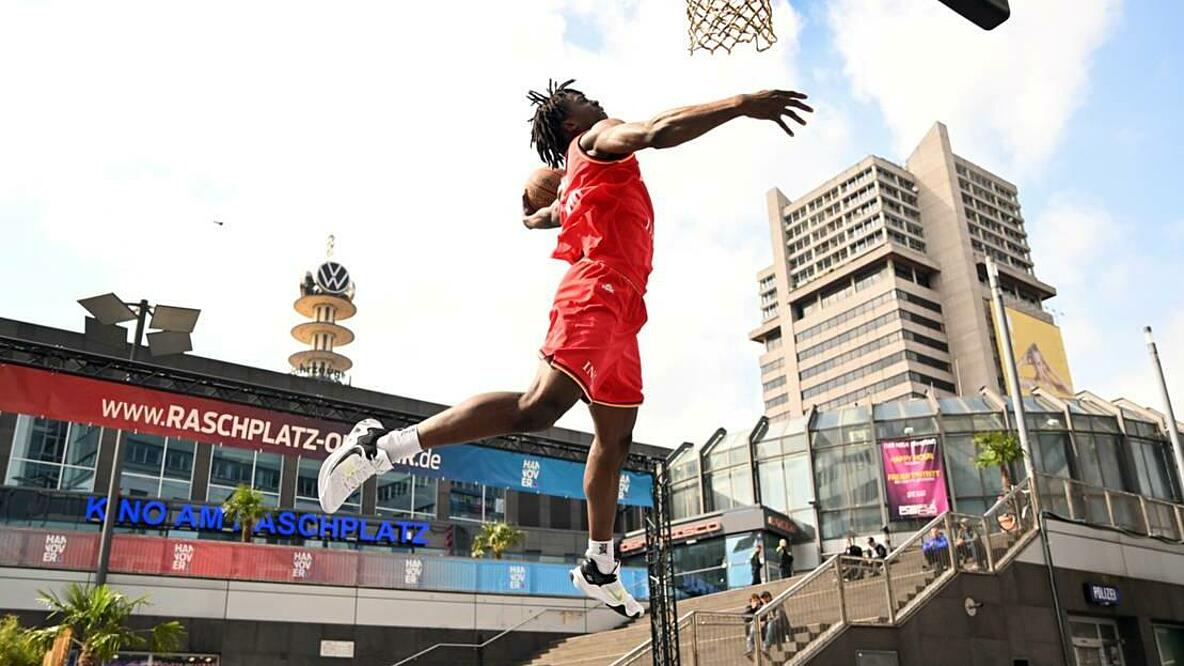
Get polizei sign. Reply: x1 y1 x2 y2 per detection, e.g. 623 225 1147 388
86 497 429 546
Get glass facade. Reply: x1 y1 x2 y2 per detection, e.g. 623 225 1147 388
448 481 506 523
375 468 437 519
702 432 754 512
121 433 196 501
295 456 360 514
659 391 1183 561
207 446 282 506
5 416 100 492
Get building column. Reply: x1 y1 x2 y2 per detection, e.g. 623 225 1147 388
0 412 18 482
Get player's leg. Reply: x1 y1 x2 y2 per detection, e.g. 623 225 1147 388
585 403 637 545
319 362 581 513
414 361 582 446
569 402 644 618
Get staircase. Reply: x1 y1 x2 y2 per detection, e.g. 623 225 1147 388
521 575 807 665
523 480 1039 666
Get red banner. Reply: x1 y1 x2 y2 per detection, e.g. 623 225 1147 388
0 363 350 459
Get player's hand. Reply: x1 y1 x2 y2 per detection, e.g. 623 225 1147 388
522 189 538 215
737 90 813 137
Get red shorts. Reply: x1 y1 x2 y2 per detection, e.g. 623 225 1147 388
540 260 647 407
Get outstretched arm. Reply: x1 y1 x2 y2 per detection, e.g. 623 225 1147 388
583 90 812 159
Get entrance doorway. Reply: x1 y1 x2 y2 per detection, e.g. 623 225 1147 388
1071 617 1124 666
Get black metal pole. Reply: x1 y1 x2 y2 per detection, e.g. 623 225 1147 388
94 299 148 586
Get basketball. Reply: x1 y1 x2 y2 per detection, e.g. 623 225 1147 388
524 167 564 212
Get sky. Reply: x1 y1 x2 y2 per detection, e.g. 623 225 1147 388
1 0 1181 449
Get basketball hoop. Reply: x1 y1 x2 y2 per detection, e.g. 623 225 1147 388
686 0 776 54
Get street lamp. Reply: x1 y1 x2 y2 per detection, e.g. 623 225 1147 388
1145 327 1184 499
78 293 201 586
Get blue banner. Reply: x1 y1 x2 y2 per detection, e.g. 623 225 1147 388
393 445 654 507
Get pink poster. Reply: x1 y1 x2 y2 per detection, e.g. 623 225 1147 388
881 437 950 520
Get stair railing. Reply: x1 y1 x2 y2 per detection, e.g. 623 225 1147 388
392 577 649 666
611 480 1044 666
610 610 695 666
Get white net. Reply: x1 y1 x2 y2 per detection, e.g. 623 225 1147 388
686 0 777 54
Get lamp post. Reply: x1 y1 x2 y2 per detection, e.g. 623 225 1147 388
984 258 1038 494
1145 327 1184 498
78 293 200 586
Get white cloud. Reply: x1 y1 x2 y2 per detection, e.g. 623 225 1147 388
0 0 854 447
1026 196 1184 414
827 0 1121 175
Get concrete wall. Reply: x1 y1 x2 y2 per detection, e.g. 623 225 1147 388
810 562 1066 666
0 566 627 665
812 518 1184 666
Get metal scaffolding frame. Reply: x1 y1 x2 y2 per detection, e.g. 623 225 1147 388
645 458 680 665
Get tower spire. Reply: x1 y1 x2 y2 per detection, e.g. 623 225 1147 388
289 236 356 384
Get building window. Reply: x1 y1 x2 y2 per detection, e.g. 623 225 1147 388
449 481 505 522
765 393 789 410
121 433 195 501
703 435 754 512
765 333 783 353
376 469 437 518
762 376 787 393
5 416 100 492
760 358 785 375
813 441 882 540
295 456 359 513
208 446 281 506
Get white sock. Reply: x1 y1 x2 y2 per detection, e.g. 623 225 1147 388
587 539 616 574
377 427 422 462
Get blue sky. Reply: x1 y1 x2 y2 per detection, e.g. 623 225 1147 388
0 0 1180 446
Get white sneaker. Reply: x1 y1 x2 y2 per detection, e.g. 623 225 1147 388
570 558 645 619
318 418 394 513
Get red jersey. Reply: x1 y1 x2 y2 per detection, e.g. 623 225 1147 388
553 134 655 294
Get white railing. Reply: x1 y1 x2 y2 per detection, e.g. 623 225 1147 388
1035 473 1184 542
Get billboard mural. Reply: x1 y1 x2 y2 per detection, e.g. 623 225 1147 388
0 363 653 506
880 437 950 520
998 307 1075 398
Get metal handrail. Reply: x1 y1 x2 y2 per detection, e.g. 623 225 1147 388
751 551 841 622
390 606 558 666
609 610 695 666
883 511 951 564
391 575 649 666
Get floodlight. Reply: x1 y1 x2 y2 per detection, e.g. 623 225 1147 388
150 304 201 333
146 330 193 357
78 293 136 326
84 317 129 347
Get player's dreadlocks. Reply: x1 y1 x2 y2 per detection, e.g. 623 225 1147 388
528 78 582 169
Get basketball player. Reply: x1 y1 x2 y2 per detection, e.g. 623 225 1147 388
320 80 812 617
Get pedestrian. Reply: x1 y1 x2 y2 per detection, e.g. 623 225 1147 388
760 590 790 654
750 542 764 586
744 592 764 657
843 536 864 580
776 538 794 579
866 536 888 576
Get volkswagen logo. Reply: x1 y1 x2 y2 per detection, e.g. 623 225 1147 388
315 261 352 294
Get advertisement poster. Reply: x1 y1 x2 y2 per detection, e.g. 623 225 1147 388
998 307 1075 398
880 437 950 520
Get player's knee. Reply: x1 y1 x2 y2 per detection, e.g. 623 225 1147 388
598 431 634 457
514 395 565 432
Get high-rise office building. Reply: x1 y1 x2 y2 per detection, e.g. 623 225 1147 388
752 122 1063 418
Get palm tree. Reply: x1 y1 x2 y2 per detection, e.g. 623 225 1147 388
972 431 1023 491
0 615 42 666
471 522 525 560
222 484 268 542
30 584 183 666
